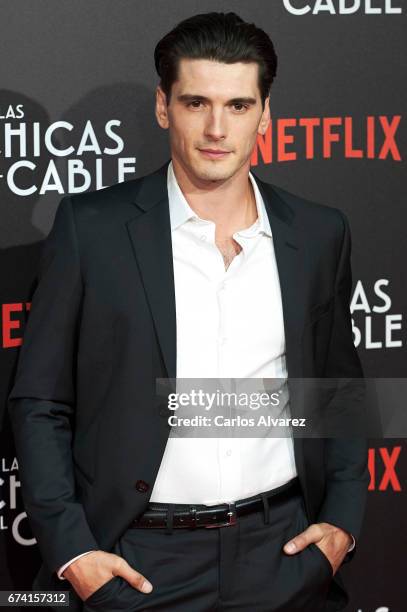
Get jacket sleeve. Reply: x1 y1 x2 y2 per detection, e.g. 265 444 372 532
7 196 101 574
316 209 369 547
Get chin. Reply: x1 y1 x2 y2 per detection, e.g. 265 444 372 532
191 162 236 183
197 170 226 181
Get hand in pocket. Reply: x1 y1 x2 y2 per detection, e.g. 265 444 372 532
62 550 153 602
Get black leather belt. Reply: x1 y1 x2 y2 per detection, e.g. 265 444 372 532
130 477 301 529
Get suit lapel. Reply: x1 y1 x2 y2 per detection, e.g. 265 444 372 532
253 175 307 383
126 160 177 381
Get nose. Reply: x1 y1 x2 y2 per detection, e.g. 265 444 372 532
204 108 227 141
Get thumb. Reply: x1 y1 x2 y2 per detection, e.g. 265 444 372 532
116 559 153 594
284 524 319 555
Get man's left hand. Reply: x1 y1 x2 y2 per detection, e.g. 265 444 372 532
283 523 353 575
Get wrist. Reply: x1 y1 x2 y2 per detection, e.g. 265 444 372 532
63 551 97 580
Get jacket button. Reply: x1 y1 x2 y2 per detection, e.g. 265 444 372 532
135 480 149 492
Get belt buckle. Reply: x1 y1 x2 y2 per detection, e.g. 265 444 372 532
204 502 237 528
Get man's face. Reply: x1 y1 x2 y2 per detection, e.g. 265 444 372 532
155 58 270 184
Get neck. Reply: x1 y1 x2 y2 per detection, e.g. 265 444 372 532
171 157 258 237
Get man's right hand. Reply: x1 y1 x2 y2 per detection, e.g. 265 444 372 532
62 550 153 601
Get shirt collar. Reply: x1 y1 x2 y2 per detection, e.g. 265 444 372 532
167 160 272 237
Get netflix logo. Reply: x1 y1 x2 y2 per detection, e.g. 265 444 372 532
368 445 402 492
1 302 31 349
251 115 402 165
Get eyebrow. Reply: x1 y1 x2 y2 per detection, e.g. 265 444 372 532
177 94 257 106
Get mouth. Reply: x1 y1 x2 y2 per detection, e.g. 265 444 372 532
198 148 231 159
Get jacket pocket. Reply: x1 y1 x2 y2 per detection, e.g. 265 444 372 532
309 542 334 578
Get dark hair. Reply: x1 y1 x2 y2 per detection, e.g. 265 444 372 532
154 12 278 108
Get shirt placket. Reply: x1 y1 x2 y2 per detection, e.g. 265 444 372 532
214 236 246 501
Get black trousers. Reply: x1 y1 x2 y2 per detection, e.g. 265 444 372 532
83 488 337 612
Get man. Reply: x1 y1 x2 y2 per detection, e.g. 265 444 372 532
8 11 368 612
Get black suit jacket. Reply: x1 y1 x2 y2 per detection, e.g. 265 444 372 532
8 159 368 608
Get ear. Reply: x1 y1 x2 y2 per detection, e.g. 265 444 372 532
258 96 270 136
155 85 170 129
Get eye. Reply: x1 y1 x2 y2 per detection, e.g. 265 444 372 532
187 100 203 109
231 103 248 112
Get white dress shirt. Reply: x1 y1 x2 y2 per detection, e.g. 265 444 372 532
57 161 353 579
149 161 297 503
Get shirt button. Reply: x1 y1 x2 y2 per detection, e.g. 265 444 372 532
220 337 228 345
135 480 149 492
226 449 232 457
200 235 206 241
